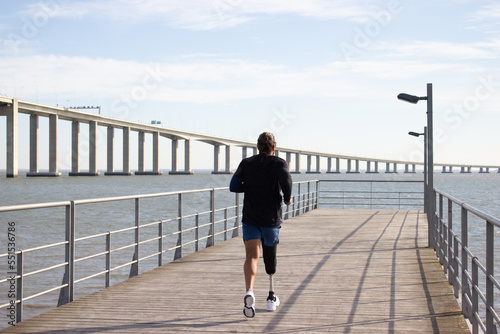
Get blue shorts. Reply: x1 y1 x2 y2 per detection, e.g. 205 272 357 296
242 222 281 247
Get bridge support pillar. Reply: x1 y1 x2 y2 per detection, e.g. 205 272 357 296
152 132 160 174
292 152 301 174
123 127 131 175
366 161 379 173
70 121 79 175
69 121 98 176
107 126 114 174
170 138 193 175
460 166 471 173
442 166 453 173
385 162 397 173
347 159 360 173
212 144 232 174
105 126 132 175
89 121 99 176
49 115 60 176
307 155 321 173
28 114 39 175
326 157 340 173
135 131 162 175
404 163 416 173
479 167 490 173
4 98 18 178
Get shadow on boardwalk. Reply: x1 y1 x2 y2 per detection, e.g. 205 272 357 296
1 209 470 333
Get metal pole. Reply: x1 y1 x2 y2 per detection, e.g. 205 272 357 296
427 83 435 249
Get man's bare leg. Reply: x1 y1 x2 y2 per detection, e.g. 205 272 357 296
244 239 260 291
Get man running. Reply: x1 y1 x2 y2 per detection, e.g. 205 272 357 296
229 132 292 318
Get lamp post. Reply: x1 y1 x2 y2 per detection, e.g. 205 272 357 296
408 128 427 214
398 83 434 248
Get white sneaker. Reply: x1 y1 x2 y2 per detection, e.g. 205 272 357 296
243 290 255 318
267 294 280 311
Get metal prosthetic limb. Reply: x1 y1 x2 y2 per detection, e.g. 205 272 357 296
263 245 278 300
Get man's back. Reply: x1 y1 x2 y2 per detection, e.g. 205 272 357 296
231 153 292 227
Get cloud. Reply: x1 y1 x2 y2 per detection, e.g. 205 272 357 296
0 52 484 107
20 0 390 30
373 39 500 60
469 3 500 21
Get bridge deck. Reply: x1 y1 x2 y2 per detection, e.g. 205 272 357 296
2 209 469 333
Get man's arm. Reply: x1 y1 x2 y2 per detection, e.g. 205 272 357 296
278 161 292 205
230 174 244 193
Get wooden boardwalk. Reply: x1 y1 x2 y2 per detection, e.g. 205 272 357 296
2 209 470 333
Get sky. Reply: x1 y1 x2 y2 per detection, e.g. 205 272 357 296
1 0 500 171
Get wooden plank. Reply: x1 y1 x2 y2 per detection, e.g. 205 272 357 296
1 209 470 333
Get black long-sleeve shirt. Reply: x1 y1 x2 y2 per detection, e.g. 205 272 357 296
230 153 292 227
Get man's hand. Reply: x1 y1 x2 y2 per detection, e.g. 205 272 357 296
284 200 291 206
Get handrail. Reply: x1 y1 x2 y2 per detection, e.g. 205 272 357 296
434 188 500 333
0 180 319 325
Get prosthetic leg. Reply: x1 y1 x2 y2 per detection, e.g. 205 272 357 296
263 245 279 309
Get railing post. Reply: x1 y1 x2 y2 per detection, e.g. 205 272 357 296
158 222 163 267
438 193 444 266
232 193 239 238
106 232 111 288
16 251 23 323
306 182 311 212
461 207 471 317
195 214 200 252
224 208 228 241
207 189 215 248
296 184 301 216
486 220 494 333
59 201 75 305
447 198 453 282
129 198 139 278
471 258 479 334
174 193 183 260
315 180 319 209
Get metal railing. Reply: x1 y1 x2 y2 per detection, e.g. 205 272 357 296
0 180 318 324
318 179 424 209
434 188 500 334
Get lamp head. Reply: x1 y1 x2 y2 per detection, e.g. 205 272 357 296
408 131 421 137
398 93 421 104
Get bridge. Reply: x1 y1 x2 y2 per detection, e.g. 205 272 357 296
2 96 499 178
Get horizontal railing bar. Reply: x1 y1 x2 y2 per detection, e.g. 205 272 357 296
319 180 424 183
75 232 109 242
110 243 137 254
139 252 161 262
74 270 108 284
0 201 71 213
24 262 68 278
109 260 136 272
22 284 69 302
74 188 217 205
75 251 108 263
18 240 68 254
110 226 137 235
139 236 161 245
